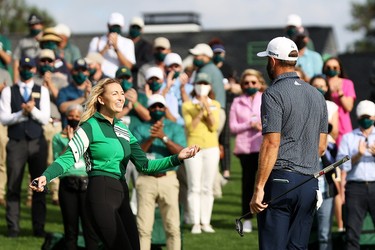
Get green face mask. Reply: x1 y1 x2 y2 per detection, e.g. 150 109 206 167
129 27 141 38
150 110 165 121
41 41 58 51
148 80 162 92
121 80 133 91
19 69 34 80
154 52 167 62
173 71 180 79
213 54 224 64
39 65 54 75
316 88 327 96
109 25 121 34
244 87 258 96
72 72 87 85
193 58 205 68
30 29 42 37
358 118 374 129
324 69 339 77
88 68 97 77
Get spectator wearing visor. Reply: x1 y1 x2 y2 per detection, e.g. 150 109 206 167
85 52 105 86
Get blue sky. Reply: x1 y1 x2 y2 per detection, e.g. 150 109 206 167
26 0 365 53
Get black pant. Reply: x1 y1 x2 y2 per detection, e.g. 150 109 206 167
345 181 375 250
238 153 259 219
86 176 140 250
59 177 100 249
6 137 47 234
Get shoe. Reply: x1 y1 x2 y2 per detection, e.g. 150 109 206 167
52 199 59 206
191 224 202 234
201 224 215 233
337 227 345 232
243 220 252 233
33 229 46 237
220 175 228 187
7 230 19 238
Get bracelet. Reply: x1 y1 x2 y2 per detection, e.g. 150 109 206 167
133 101 139 108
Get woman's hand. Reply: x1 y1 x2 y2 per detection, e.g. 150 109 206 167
29 176 47 192
178 145 200 161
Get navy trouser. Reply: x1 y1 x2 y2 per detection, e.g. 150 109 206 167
257 169 318 250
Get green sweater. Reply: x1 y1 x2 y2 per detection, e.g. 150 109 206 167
43 112 182 182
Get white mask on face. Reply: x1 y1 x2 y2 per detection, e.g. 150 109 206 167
194 84 211 97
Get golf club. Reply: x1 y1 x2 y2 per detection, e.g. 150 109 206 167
235 155 350 237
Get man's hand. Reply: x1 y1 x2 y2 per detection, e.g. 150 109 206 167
358 139 367 156
21 98 35 115
125 88 138 104
150 120 165 139
108 33 118 50
43 71 52 88
250 188 268 214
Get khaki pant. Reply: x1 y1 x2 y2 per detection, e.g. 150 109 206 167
136 173 180 250
0 124 8 199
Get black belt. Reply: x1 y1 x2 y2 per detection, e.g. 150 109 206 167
347 181 375 185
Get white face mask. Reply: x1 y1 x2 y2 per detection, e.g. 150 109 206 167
194 84 211 97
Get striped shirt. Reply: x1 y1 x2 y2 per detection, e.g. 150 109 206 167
261 72 328 175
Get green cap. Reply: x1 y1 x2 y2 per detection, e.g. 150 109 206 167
116 66 132 78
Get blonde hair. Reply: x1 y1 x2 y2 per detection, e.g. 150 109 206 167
240 69 267 92
80 78 120 123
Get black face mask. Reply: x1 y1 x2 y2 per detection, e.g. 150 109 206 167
67 119 80 129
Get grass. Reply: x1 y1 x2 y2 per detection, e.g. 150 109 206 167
0 151 259 249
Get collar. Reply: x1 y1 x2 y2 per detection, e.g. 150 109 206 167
93 112 121 125
271 72 299 86
18 80 35 89
353 127 375 137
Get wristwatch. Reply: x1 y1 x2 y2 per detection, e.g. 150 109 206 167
162 136 169 143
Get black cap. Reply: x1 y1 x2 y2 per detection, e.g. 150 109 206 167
20 57 37 68
28 13 43 25
73 58 88 70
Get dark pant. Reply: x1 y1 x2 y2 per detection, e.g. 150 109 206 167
59 176 100 249
6 137 47 234
258 169 317 250
238 153 259 219
345 181 375 250
219 104 231 173
86 176 140 250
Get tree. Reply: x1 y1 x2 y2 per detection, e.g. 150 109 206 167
0 0 55 34
347 0 375 52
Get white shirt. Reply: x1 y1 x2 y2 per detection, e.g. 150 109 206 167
0 80 51 126
88 34 136 78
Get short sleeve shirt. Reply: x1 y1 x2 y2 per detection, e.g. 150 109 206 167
0 35 11 69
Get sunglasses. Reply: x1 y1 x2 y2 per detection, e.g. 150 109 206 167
242 80 258 85
195 81 209 85
150 103 165 109
235 211 252 237
40 58 53 63
325 66 339 70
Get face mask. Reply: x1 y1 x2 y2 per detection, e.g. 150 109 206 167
286 27 297 38
41 41 58 51
88 68 97 77
67 119 80 129
148 80 162 92
173 71 180 79
72 72 87 85
129 27 141 38
121 80 133 91
358 118 374 129
39 64 54 75
109 26 121 34
293 36 307 50
213 54 224 64
324 69 340 77
150 110 165 121
30 28 42 37
154 52 167 62
316 88 327 96
194 84 211 97
19 69 34 80
193 58 205 68
244 87 258 96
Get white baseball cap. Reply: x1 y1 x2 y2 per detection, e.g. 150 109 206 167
286 14 302 27
189 43 213 58
356 100 375 117
154 37 171 49
164 53 182 67
130 17 144 28
257 37 299 61
55 23 71 38
147 94 167 108
108 12 125 27
145 67 164 80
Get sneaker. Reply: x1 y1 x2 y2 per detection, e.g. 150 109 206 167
191 224 202 234
243 220 252 233
201 224 215 233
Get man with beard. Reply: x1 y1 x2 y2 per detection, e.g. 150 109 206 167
250 37 328 249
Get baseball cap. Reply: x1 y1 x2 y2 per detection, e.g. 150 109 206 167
130 17 144 28
189 43 213 58
154 37 171 49
108 12 125 27
286 14 302 27
257 37 298 61
211 44 225 53
145 67 164 80
55 24 71 38
356 100 375 117
115 66 132 78
85 52 104 65
20 57 36 68
147 94 167 108
39 49 55 60
195 72 211 84
164 53 182 67
73 58 88 70
28 14 43 25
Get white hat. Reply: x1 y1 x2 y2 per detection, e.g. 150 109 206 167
189 43 213 58
147 94 167 108
257 37 298 61
39 49 55 60
130 17 144 28
85 52 104 65
154 37 171 49
55 23 71 38
108 12 125 27
286 14 302 27
164 53 182 67
145 67 164 81
356 100 375 117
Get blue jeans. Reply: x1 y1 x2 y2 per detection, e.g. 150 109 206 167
316 197 333 250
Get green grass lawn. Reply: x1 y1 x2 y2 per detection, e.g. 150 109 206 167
0 153 259 249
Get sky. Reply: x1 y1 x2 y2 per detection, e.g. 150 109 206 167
26 0 365 53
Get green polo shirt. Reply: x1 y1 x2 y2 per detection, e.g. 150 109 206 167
43 112 182 182
132 119 186 173
0 35 11 70
128 92 148 131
